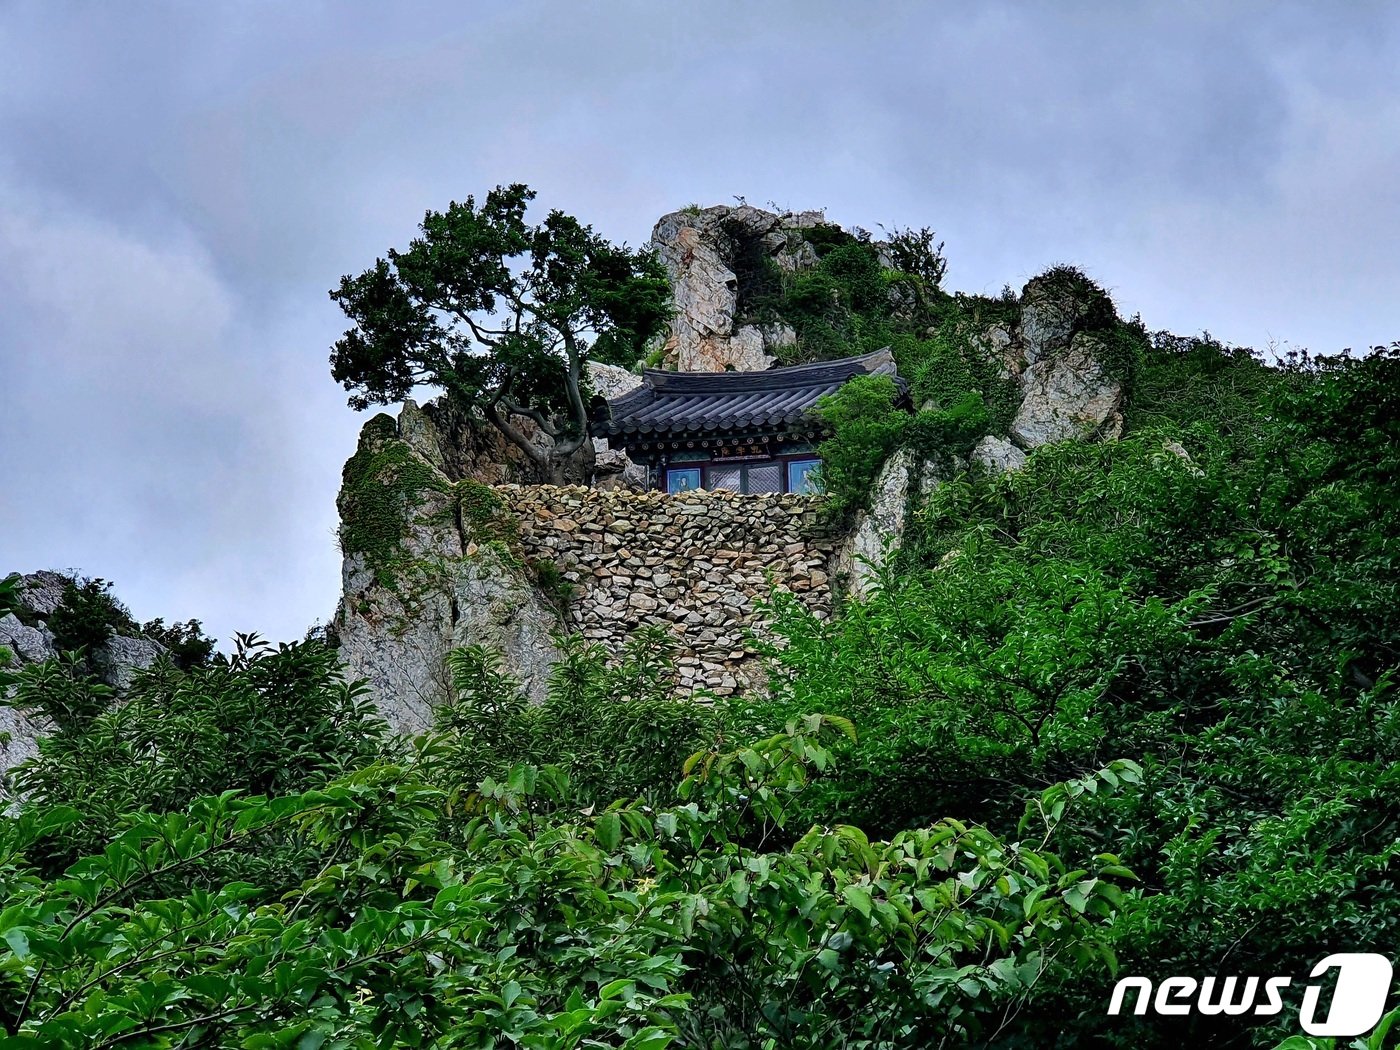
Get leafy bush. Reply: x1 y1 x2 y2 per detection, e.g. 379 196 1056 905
810 373 907 517
45 576 137 661
430 626 722 808
0 714 1138 1048
138 616 218 670
740 345 1400 1046
5 633 386 868
0 573 21 619
811 374 990 520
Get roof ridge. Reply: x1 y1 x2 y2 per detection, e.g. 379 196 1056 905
641 347 895 395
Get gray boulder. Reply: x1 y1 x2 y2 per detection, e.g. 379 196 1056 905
0 613 52 663
586 362 647 490
93 635 166 692
1 572 169 772
837 448 947 600
1010 334 1124 449
1018 273 1105 365
972 435 1029 474
412 397 594 486
15 571 68 618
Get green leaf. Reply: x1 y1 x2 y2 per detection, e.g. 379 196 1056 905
2 927 29 960
596 810 622 852
842 884 873 920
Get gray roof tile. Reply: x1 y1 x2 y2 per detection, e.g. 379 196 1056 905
592 348 903 441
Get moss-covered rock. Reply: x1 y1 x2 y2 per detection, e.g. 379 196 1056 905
332 407 563 733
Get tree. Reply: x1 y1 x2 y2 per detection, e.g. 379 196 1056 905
329 184 671 481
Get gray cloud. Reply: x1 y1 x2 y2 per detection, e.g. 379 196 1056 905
2 1 1397 644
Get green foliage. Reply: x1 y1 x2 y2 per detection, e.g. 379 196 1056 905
337 428 450 588
3 652 115 737
46 577 136 662
5 299 1397 1044
775 240 897 361
0 573 20 620
810 374 907 517
1127 332 1292 437
528 558 575 614
0 704 1135 1047
432 627 719 808
811 374 989 520
739 344 1400 1046
329 183 671 478
1273 1005 1400 1049
5 634 385 868
138 617 217 670
733 223 949 365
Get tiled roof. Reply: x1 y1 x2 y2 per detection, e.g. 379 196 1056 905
592 348 903 441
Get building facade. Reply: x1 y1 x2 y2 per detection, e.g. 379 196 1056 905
590 348 905 495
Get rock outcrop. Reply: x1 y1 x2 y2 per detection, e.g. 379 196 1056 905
1004 272 1125 447
836 449 949 600
585 362 647 490
833 270 1130 584
971 435 1028 474
649 205 821 372
1 571 166 771
404 398 594 486
332 407 563 733
1010 333 1124 448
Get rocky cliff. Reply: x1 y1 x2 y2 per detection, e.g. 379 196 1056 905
648 204 823 371
0 571 165 770
336 207 1136 727
331 404 565 732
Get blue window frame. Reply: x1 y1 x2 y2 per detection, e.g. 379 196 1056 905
666 467 702 493
787 458 822 495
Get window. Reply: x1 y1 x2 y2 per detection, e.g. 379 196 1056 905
787 458 822 495
747 462 782 493
666 467 701 493
666 458 824 494
708 464 742 492
708 461 783 494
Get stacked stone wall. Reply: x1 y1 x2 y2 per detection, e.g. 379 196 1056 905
495 485 838 695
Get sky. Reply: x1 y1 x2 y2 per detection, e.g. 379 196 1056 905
2 1 1398 646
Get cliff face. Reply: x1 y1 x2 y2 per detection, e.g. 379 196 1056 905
648 204 823 372
331 406 563 732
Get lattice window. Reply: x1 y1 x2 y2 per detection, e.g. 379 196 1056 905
747 462 782 493
708 465 742 492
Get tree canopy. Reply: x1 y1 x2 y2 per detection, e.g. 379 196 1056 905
329 184 671 479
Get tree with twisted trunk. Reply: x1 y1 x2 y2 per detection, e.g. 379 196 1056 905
329 184 670 482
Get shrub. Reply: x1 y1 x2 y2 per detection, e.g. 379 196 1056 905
811 375 990 521
139 616 218 669
431 626 721 808
46 576 136 661
5 633 386 868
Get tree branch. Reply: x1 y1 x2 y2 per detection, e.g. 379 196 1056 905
483 401 548 468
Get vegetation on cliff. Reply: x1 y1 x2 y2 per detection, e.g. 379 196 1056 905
329 184 671 483
3 186 1398 1046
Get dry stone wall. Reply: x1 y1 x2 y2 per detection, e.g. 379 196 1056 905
496 485 839 696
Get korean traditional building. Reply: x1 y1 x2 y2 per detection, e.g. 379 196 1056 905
589 348 907 494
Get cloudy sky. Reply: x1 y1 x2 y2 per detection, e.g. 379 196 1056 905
2 2 1397 646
